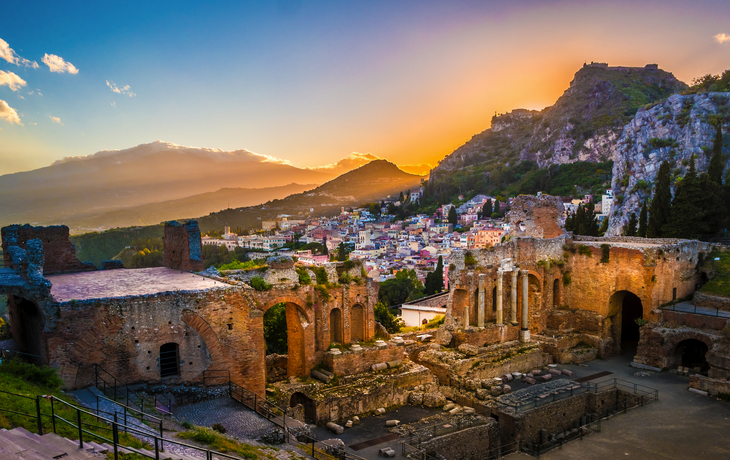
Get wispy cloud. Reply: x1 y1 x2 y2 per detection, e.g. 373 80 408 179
49 116 63 125
42 53 79 74
0 38 38 68
111 101 116 108
0 99 22 125
0 71 26 91
106 80 136 97
715 33 730 44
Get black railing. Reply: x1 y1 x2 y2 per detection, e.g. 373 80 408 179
661 302 729 318
0 389 242 460
94 364 173 416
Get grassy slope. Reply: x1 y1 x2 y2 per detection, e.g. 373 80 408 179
701 251 730 297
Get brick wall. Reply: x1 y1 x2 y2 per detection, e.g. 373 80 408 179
689 374 730 396
693 291 730 312
660 310 729 331
2 224 93 274
163 220 204 272
323 344 405 376
417 422 499 460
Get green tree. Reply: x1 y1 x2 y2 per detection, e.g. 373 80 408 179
624 212 638 236
263 303 287 354
709 124 725 185
598 217 609 236
447 206 457 225
699 173 727 234
493 200 501 215
647 161 672 238
482 200 492 219
637 201 648 237
374 302 403 333
398 191 405 203
663 156 707 238
565 212 575 232
336 242 348 261
424 256 444 295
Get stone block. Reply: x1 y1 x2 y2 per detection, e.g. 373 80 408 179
476 389 489 400
541 374 552 382
549 369 562 375
532 369 542 375
502 385 511 394
449 407 462 415
503 374 513 382
345 420 353 428
463 407 475 415
491 386 502 396
372 362 388 371
409 392 424 405
379 447 396 457
524 377 536 385
423 392 446 408
352 416 360 425
562 369 574 377
375 408 386 415
326 422 344 435
443 403 455 411
385 420 400 427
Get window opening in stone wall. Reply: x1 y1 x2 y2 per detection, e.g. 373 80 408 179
553 279 560 307
330 308 343 343
264 302 287 355
672 288 677 301
160 342 180 377
492 286 497 312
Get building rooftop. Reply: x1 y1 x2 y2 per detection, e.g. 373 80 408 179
47 267 229 302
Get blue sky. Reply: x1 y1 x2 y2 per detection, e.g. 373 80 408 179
1 0 730 175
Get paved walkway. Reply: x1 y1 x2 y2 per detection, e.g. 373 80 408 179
662 301 730 318
539 349 730 460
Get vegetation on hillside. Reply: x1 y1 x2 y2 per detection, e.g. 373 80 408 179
71 225 164 267
113 238 164 268
263 302 287 355
701 251 730 298
685 69 730 94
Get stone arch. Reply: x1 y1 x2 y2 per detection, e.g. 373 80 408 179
329 307 343 343
7 295 48 365
70 313 123 365
350 304 365 342
181 310 226 366
662 332 714 370
258 298 312 377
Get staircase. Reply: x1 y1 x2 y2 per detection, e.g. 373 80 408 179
0 426 237 460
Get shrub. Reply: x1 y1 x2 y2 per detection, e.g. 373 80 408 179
181 421 194 430
562 272 572 286
338 271 353 284
0 359 63 389
464 251 478 266
600 244 611 264
295 267 311 285
343 260 356 271
578 245 592 256
0 317 11 340
211 423 227 434
250 276 272 291
313 267 329 285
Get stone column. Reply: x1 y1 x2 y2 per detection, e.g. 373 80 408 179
478 274 486 327
496 270 504 325
511 268 519 325
520 269 530 342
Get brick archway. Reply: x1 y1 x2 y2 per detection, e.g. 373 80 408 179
258 295 313 377
181 310 226 367
260 295 311 323
71 313 123 364
661 331 714 354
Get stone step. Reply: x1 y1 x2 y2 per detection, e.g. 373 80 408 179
0 427 67 458
39 433 99 459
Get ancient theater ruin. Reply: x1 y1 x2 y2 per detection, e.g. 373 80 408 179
1 203 729 458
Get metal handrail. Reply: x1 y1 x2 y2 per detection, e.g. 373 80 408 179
94 364 173 415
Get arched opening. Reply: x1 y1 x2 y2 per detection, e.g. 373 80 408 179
552 279 560 307
160 343 180 377
290 392 316 423
283 302 309 377
7 295 46 365
350 304 365 342
608 291 643 353
264 303 287 355
329 308 342 343
675 339 709 372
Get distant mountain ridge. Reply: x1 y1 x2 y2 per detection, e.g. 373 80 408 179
432 63 687 176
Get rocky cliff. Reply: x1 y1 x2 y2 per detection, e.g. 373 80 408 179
433 63 686 174
606 92 730 236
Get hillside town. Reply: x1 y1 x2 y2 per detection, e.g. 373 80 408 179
201 190 615 288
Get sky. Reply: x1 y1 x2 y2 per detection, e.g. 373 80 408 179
1 0 730 176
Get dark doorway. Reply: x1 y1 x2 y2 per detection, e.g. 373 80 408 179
492 286 497 312
8 296 45 365
264 302 287 355
553 279 560 307
621 292 643 342
290 392 316 423
329 308 342 343
350 305 364 342
676 339 709 371
160 343 180 377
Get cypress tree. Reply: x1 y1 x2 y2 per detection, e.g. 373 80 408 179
598 217 609 236
663 156 708 238
433 256 444 293
647 161 672 238
637 201 648 237
494 200 500 215
575 205 587 235
448 206 457 225
565 212 574 232
624 213 638 236
482 200 493 218
709 124 724 185
699 172 727 235
398 191 404 203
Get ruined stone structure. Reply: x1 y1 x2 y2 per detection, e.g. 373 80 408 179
507 195 565 239
0 221 377 398
443 234 720 370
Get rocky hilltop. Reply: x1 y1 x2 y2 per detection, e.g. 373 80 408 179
433 63 686 174
606 92 730 236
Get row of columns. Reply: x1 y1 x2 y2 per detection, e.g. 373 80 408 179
470 267 531 342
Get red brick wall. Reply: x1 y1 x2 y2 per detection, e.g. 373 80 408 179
2 224 93 274
163 221 204 272
323 344 405 376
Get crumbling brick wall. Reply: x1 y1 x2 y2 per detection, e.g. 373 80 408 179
163 220 204 272
1 224 94 274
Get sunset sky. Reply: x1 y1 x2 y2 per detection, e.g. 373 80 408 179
1 0 729 176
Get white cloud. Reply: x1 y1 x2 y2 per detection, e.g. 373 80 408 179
715 33 730 44
0 99 22 125
111 101 116 108
106 80 136 97
0 70 27 91
18 95 24 99
42 53 78 74
0 38 38 68
49 116 63 125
